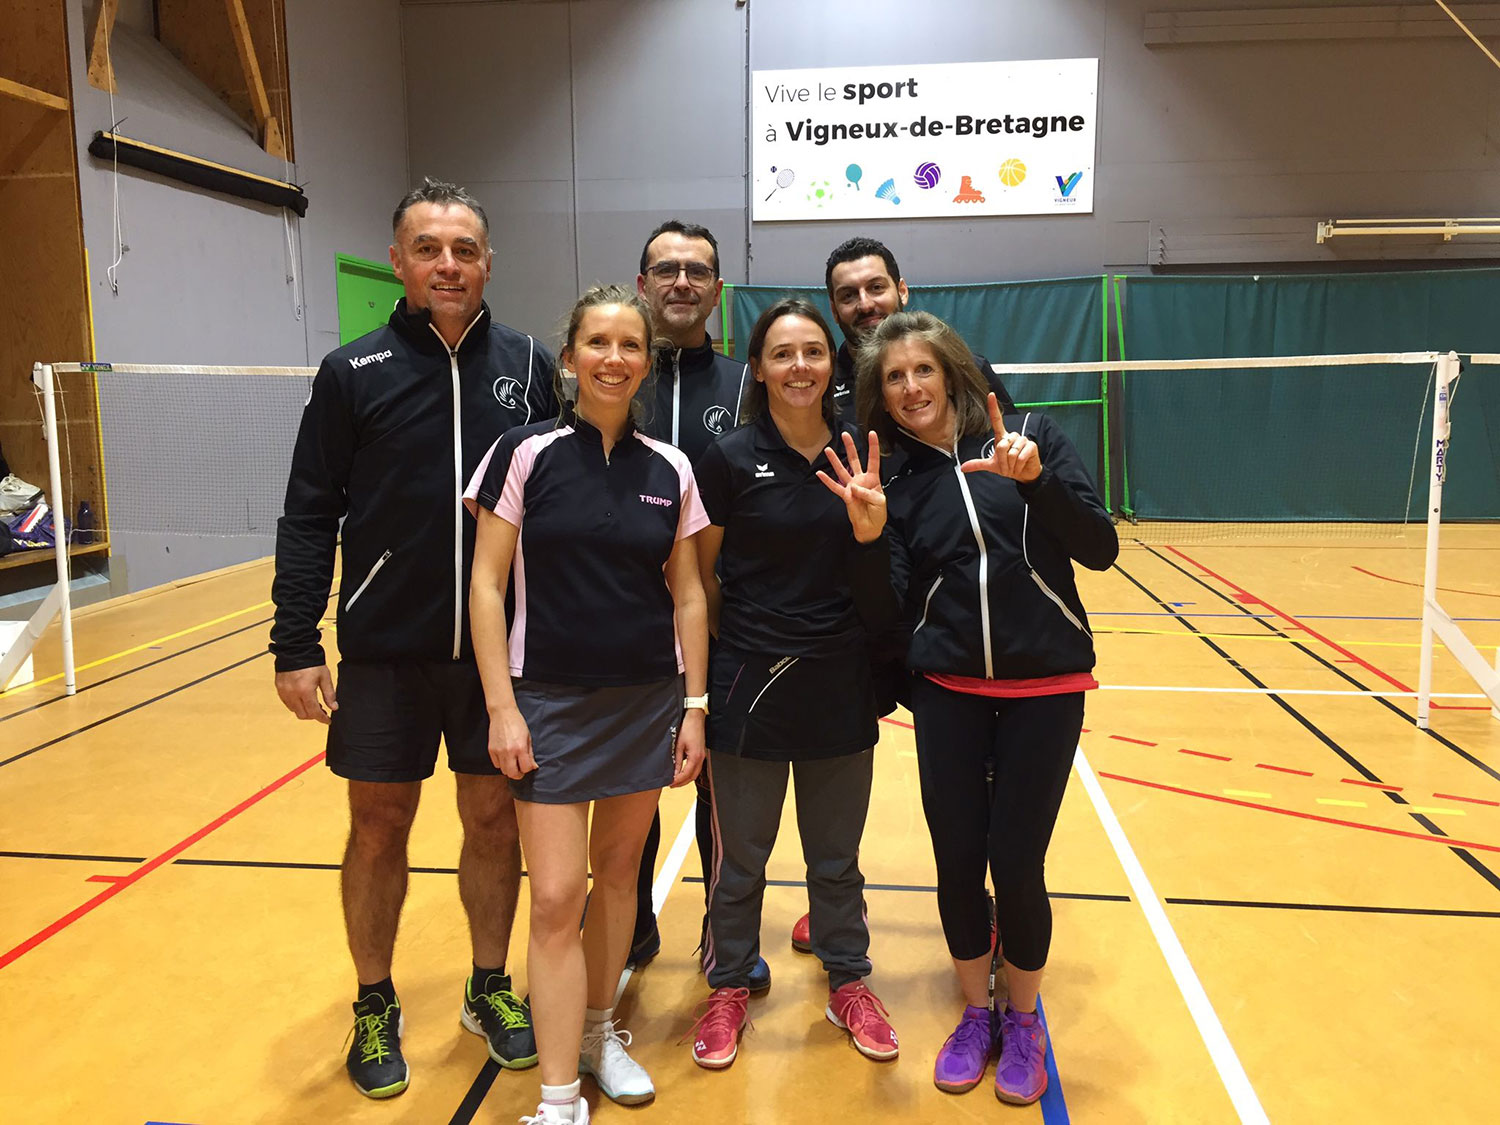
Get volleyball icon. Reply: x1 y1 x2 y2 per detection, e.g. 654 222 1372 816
913 161 941 189
998 158 1027 187
875 177 901 205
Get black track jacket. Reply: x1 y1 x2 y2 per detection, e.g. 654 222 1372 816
270 300 556 672
637 335 750 463
867 412 1118 680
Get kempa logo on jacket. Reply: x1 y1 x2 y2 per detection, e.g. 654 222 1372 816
349 349 394 369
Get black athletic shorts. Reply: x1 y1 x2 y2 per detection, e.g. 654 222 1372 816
325 660 499 782
707 643 878 762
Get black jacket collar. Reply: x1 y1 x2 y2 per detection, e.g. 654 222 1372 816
657 333 721 376
389 299 492 356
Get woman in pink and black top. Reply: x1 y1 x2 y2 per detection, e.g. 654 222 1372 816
817 310 1117 1108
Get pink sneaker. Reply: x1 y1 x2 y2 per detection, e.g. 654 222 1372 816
994 1006 1048 1104
826 981 898 1061
683 987 751 1070
791 912 811 953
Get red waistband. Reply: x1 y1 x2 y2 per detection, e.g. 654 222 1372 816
924 670 1099 698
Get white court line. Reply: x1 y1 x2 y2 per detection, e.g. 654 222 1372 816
1074 746 1271 1124
1099 684 1485 698
614 804 698 1007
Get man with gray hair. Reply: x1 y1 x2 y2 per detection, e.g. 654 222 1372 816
272 178 555 1099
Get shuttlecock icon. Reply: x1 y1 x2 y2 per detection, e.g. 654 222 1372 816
875 178 901 205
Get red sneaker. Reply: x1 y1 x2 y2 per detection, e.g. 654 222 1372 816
825 981 899 1061
683 987 751 1070
791 913 812 953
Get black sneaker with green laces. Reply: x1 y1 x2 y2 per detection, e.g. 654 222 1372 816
346 995 409 1099
461 972 539 1069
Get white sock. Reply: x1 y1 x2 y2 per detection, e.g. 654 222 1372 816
584 1006 612 1029
541 1080 581 1119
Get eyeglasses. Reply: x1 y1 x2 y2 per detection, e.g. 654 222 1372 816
646 260 716 285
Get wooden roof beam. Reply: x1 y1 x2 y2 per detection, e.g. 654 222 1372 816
87 0 119 93
223 0 286 159
0 76 69 112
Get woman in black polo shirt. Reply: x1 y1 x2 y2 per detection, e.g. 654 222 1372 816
467 285 709 1125
682 298 898 1072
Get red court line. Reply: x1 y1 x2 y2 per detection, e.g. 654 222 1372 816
1256 763 1314 776
1436 792 1500 808
1098 770 1500 854
85 874 125 884
880 716 914 730
1343 778 1403 792
1179 748 1232 761
0 751 326 972
1109 735 1158 747
1352 565 1500 601
1167 546 1414 695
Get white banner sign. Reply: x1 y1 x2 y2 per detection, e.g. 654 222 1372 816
751 58 1097 222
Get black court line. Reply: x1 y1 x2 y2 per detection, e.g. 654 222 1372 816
0 849 145 863
449 1059 501 1125
0 616 273 725
682 874 1130 901
1166 897 1500 919
1142 542 1500 784
1114 553 1500 896
171 860 531 878
0 651 268 770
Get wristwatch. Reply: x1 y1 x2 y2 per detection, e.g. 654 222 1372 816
684 694 710 715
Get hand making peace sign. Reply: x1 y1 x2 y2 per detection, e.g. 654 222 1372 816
815 430 887 544
960 393 1042 482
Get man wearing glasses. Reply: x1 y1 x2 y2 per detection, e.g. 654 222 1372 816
628 220 750 974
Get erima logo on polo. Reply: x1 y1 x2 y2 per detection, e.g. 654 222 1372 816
493 376 522 409
349 349 393 369
703 405 732 435
754 463 775 479
639 494 674 507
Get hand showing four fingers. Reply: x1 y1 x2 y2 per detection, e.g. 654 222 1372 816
960 393 1042 482
815 431 887 544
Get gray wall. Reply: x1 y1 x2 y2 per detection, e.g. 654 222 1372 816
64 0 409 592
402 0 1500 302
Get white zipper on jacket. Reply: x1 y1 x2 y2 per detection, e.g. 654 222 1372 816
896 426 994 676
432 312 484 660
1016 413 1090 635
671 349 682 446
914 574 943 633
344 549 392 611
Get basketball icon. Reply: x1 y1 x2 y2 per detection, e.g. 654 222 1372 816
998 158 1027 187
913 161 941 189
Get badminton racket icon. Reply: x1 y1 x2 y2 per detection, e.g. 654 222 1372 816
764 167 795 200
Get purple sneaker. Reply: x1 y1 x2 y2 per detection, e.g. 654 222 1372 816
933 1005 996 1093
994 1006 1048 1104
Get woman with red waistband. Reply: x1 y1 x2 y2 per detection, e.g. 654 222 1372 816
817 310 1117 1107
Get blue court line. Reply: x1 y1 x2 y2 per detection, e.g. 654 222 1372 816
1092 611 1500 622
1035 995 1070 1124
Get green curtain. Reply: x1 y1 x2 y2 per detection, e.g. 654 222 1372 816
1119 270 1500 521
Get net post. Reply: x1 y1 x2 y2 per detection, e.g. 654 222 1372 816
33 363 77 695
1416 351 1457 729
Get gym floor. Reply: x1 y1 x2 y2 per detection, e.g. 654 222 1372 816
2 524 1497 1123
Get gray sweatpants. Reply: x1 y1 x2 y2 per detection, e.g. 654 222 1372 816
702 747 874 990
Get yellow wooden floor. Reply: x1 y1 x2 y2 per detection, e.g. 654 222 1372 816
2 525 1498 1124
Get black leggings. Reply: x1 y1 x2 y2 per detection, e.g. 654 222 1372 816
910 677 1083 972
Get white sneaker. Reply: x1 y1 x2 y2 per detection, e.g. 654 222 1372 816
520 1098 590 1124
579 1019 654 1104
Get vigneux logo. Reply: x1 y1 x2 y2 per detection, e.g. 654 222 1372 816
1054 172 1083 199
